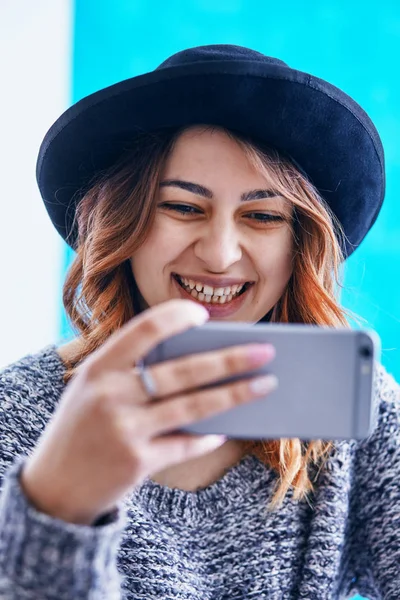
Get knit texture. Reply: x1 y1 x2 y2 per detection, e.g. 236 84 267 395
0 345 399 599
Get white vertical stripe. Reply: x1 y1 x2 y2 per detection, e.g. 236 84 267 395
0 0 73 368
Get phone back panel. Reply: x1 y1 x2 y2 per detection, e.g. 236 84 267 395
143 323 379 440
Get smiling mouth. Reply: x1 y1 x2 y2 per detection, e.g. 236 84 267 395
173 274 252 305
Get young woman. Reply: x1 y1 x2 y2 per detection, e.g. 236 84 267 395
0 45 398 600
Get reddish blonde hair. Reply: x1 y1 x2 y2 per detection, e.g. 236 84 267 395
62 126 349 510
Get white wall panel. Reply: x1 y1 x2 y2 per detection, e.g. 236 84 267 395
0 0 73 368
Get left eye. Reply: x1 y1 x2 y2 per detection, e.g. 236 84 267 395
246 213 284 223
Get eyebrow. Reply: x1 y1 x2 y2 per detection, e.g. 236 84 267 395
159 179 281 202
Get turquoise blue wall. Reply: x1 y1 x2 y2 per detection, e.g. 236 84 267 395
63 0 400 396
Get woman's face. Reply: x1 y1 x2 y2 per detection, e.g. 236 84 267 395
130 127 294 322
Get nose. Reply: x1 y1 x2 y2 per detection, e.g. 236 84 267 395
193 219 243 272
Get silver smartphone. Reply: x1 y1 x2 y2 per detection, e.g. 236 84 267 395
143 322 380 440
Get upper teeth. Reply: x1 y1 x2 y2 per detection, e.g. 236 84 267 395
179 277 244 296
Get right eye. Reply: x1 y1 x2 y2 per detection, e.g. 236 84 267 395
158 203 203 216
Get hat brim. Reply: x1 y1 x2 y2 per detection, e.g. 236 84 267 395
36 60 385 256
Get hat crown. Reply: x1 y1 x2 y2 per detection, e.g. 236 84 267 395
157 44 288 70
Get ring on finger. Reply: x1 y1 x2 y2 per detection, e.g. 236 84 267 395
135 359 158 400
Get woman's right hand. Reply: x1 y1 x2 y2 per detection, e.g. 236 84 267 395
20 299 276 526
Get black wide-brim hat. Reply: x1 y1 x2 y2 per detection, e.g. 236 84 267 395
36 44 385 257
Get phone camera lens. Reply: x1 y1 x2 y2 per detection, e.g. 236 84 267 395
359 345 372 359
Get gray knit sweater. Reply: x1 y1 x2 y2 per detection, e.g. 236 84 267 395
0 345 399 599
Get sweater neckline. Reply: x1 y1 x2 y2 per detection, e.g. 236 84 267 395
131 453 274 521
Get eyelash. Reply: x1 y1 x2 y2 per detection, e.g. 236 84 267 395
159 203 286 224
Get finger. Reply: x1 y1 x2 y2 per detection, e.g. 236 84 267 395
137 343 276 401
145 433 228 472
89 299 209 371
140 373 278 437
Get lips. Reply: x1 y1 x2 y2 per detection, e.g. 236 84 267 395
172 273 254 317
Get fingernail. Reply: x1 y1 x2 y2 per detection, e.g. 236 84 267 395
249 374 278 395
247 344 276 366
204 435 228 448
188 302 210 323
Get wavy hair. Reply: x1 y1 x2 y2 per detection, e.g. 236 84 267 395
61 125 350 511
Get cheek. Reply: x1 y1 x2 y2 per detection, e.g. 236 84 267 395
132 218 190 273
259 232 294 286
154 217 192 251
